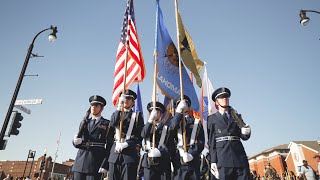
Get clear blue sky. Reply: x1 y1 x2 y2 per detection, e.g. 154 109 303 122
0 1 319 162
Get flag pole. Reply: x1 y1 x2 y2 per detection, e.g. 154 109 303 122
50 131 61 178
204 63 211 112
152 54 158 148
152 0 160 149
174 0 187 152
119 21 130 143
203 62 209 147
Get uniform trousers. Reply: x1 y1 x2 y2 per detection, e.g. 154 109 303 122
213 167 249 180
143 166 171 180
109 155 137 180
73 171 101 180
173 165 200 180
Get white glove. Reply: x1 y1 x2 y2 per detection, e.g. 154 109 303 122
178 148 185 157
115 142 129 152
201 147 209 157
73 135 82 145
98 168 107 173
148 148 161 157
211 163 219 179
115 142 121 152
176 100 188 113
182 152 194 163
148 109 158 123
241 124 251 135
117 94 126 110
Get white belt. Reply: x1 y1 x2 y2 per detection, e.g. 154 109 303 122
215 136 240 142
177 118 200 148
145 125 168 150
115 112 137 142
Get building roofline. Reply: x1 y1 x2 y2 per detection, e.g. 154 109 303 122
248 144 289 159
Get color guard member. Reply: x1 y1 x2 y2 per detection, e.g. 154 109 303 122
141 101 171 180
72 95 112 180
108 89 144 180
168 95 205 180
207 87 251 180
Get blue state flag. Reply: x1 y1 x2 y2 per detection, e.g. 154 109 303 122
134 83 143 115
154 0 199 111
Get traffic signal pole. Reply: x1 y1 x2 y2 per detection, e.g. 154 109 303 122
0 43 34 145
22 150 31 178
39 152 47 179
22 150 36 178
0 26 57 149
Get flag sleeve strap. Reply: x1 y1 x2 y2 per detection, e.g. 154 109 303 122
125 112 144 148
188 122 205 157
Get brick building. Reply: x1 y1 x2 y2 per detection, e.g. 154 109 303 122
249 140 320 178
285 141 319 176
249 144 289 177
0 156 74 180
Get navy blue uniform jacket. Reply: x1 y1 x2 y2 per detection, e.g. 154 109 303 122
108 110 144 164
207 112 250 168
72 117 112 173
141 122 171 171
168 113 204 171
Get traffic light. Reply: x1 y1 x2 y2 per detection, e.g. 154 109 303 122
0 139 7 150
40 160 45 171
8 112 23 136
28 150 35 158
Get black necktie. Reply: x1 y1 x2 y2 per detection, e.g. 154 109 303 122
222 113 229 124
90 119 96 130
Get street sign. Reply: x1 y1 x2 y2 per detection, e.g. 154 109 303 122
14 105 31 115
15 99 42 105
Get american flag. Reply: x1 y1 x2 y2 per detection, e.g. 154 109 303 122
112 0 145 106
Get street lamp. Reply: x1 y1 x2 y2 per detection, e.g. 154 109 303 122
299 9 320 26
0 26 58 149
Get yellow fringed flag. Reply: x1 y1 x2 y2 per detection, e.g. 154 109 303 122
177 10 204 88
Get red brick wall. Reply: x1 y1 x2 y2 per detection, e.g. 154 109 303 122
250 155 288 178
301 146 318 170
0 158 72 179
285 145 318 176
250 158 268 177
286 152 297 176
269 155 286 176
250 142 319 178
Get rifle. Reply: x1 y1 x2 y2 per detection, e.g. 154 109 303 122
77 107 91 138
228 106 246 128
